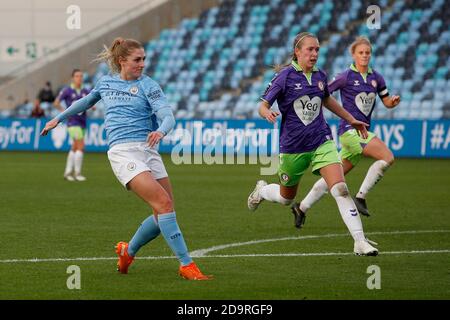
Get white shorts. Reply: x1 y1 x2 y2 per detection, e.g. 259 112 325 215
107 142 168 188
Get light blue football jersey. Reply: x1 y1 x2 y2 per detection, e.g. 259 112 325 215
59 74 171 148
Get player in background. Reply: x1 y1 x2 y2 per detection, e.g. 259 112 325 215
293 36 401 222
247 32 378 256
54 69 91 181
41 38 212 280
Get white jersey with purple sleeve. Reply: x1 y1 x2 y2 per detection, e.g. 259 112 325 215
261 61 333 154
329 64 389 135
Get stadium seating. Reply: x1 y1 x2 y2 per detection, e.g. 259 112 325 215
9 0 449 120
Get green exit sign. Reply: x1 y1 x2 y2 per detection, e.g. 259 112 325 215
6 46 19 56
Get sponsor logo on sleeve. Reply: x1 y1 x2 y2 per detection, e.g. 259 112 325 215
147 89 162 101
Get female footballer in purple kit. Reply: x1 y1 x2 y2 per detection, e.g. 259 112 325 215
296 36 400 220
54 69 91 181
247 32 378 256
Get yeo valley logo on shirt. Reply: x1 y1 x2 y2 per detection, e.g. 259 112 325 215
293 95 322 126
355 92 376 116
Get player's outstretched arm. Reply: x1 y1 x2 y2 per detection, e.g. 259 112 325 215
323 95 369 139
40 93 100 136
40 118 60 136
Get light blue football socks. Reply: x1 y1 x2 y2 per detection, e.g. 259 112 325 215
158 212 193 266
127 212 193 266
128 215 161 257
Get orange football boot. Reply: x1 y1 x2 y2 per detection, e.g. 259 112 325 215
179 262 213 280
115 241 134 274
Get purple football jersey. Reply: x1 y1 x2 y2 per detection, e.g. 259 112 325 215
329 64 388 135
57 85 91 128
261 61 332 153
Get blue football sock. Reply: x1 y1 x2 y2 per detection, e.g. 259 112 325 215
158 212 193 266
128 215 161 257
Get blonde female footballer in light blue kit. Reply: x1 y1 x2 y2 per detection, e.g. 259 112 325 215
41 38 211 280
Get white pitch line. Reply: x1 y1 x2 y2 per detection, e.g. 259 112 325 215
0 256 175 264
204 250 450 258
190 229 450 257
1 250 449 264
0 230 448 264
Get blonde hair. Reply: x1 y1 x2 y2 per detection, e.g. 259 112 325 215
94 37 143 73
349 36 372 55
274 32 317 72
291 32 317 61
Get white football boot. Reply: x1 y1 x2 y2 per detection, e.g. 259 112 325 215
247 180 267 211
74 175 87 182
354 240 379 256
64 173 75 182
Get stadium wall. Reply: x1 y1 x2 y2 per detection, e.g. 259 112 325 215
0 0 219 110
1 119 449 158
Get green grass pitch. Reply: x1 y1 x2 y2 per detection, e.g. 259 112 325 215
0 151 449 299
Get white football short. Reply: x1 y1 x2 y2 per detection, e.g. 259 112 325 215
107 142 168 188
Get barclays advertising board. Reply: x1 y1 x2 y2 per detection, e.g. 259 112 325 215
0 118 449 158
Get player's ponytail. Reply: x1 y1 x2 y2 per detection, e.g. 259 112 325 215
93 37 143 73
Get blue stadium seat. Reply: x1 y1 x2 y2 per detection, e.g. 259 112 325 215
67 0 450 121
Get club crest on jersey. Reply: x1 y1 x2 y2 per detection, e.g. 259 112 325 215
295 83 302 90
281 173 290 182
354 80 360 86
127 162 136 171
318 81 324 91
130 86 139 95
371 80 377 88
